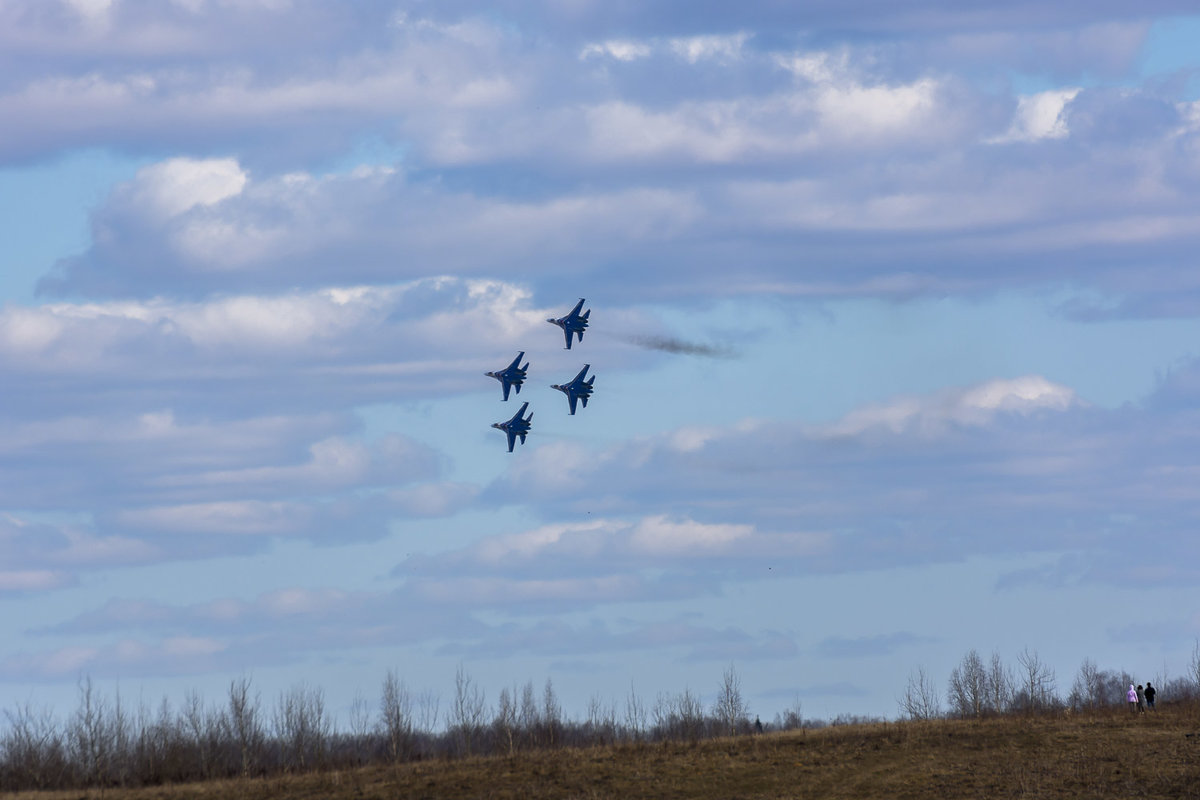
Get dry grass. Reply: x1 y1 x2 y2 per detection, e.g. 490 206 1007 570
6 707 1200 799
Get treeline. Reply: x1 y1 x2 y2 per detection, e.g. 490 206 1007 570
901 642 1200 720
0 665 811 792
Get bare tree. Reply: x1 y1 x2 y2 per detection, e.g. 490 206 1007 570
624 682 647 742
653 689 705 742
1068 657 1106 710
345 690 371 764
901 666 941 720
181 689 217 779
584 693 618 746
1015 647 1057 713
67 677 111 786
518 681 540 749
379 670 413 763
948 649 988 718
272 683 330 772
541 678 562 749
713 664 749 737
775 694 804 731
224 676 264 777
449 665 486 757
493 686 518 757
2 701 65 789
414 689 440 743
676 689 706 741
1191 639 1200 691
987 651 1014 714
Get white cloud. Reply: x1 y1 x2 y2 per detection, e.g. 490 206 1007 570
630 515 752 554
0 569 73 593
114 500 309 536
580 39 652 62
413 575 642 606
814 78 939 138
989 88 1080 143
64 0 114 29
130 157 248 219
473 519 612 564
821 376 1080 436
0 277 562 375
261 587 347 616
668 33 750 64
579 33 749 64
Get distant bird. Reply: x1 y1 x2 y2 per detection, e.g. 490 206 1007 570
551 364 594 415
547 298 590 350
485 351 529 401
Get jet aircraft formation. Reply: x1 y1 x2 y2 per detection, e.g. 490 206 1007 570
487 299 593 452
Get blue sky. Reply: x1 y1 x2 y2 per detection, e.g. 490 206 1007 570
3 0 1200 725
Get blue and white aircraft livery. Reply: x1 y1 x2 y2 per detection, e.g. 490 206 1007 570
492 401 533 452
485 351 529 401
551 364 594 415
547 298 590 350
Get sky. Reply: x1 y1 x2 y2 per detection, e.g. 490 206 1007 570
3 0 1200 727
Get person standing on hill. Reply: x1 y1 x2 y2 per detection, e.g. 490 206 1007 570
1136 684 1146 712
1127 684 1138 711
1145 682 1156 711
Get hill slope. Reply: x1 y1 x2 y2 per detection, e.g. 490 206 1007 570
5 709 1200 799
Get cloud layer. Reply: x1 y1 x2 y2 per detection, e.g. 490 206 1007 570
3 0 1200 715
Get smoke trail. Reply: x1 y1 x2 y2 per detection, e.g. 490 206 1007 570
625 335 737 359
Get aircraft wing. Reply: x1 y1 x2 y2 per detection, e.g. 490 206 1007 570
562 327 573 349
507 351 525 370
572 365 589 383
567 392 578 415
505 429 517 452
501 380 512 401
568 298 585 319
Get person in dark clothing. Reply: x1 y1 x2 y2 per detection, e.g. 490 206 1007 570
1145 682 1156 710
1136 684 1146 712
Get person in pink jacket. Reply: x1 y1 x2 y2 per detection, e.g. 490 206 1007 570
1127 684 1138 712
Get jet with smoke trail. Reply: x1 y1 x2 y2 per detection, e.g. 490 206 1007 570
547 298 590 349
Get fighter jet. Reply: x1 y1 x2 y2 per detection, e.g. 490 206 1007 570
547 298 590 350
551 364 594 415
491 402 532 452
485 351 529 401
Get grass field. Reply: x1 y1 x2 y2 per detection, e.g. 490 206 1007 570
5 707 1200 799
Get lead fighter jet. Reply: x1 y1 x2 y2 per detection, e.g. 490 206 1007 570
485 351 529 401
547 298 590 350
491 402 532 452
551 364 594 415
